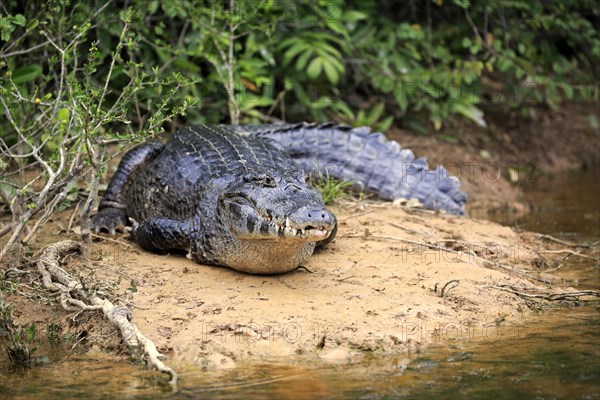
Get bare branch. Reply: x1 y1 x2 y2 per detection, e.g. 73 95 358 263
0 40 51 58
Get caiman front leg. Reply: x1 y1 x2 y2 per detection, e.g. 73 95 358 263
91 142 164 234
131 217 192 254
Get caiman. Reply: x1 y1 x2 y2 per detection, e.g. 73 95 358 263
91 123 467 274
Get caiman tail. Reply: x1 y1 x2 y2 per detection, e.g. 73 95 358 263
232 122 467 215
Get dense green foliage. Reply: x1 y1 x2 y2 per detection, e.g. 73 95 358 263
2 0 597 130
0 0 597 256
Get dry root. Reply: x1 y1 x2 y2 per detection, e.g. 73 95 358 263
37 240 178 390
489 284 600 308
434 279 460 297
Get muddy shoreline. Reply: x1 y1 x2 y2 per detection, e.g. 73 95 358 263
3 202 575 371
2 101 598 373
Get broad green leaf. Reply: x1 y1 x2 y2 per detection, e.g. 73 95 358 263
316 48 345 72
403 117 428 134
561 83 574 99
367 102 385 125
26 18 39 31
378 115 394 132
174 57 201 73
295 50 313 71
439 134 458 143
333 101 354 119
12 65 42 84
306 57 323 80
149 1 159 14
57 108 70 125
343 11 367 23
452 103 487 127
326 20 347 36
322 60 339 84
283 42 308 64
13 14 26 26
452 0 470 9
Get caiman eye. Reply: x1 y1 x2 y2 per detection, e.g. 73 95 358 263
243 172 276 187
225 195 253 207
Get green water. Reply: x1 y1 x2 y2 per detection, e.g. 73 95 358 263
1 170 599 399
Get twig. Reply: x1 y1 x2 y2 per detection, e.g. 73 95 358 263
490 285 600 302
387 221 426 236
539 250 599 261
67 199 82 233
90 232 133 248
0 40 51 58
434 279 460 297
0 224 13 239
66 334 88 359
4 268 30 277
339 210 374 222
534 233 599 249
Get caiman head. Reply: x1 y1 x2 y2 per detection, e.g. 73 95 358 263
215 169 336 274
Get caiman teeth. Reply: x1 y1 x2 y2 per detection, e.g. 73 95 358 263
271 220 332 238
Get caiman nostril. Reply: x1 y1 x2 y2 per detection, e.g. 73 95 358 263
308 212 326 219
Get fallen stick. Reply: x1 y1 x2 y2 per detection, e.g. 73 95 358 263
489 285 600 302
534 233 600 249
539 250 599 261
37 240 178 390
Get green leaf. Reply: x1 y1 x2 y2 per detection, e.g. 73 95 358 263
452 103 487 127
439 134 459 143
12 65 42 84
13 14 26 26
174 57 201 73
306 57 323 80
57 108 70 125
367 102 385 125
149 1 159 14
26 18 39 31
283 42 308 64
326 20 347 36
322 60 340 84
452 0 470 9
343 11 367 23
561 83 574 99
333 101 355 119
378 115 394 132
403 117 428 134
295 50 313 71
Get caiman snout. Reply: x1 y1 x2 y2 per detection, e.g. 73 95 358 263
289 206 336 231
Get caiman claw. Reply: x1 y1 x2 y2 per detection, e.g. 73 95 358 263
90 208 128 235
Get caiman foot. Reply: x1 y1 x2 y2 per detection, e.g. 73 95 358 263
90 207 129 235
